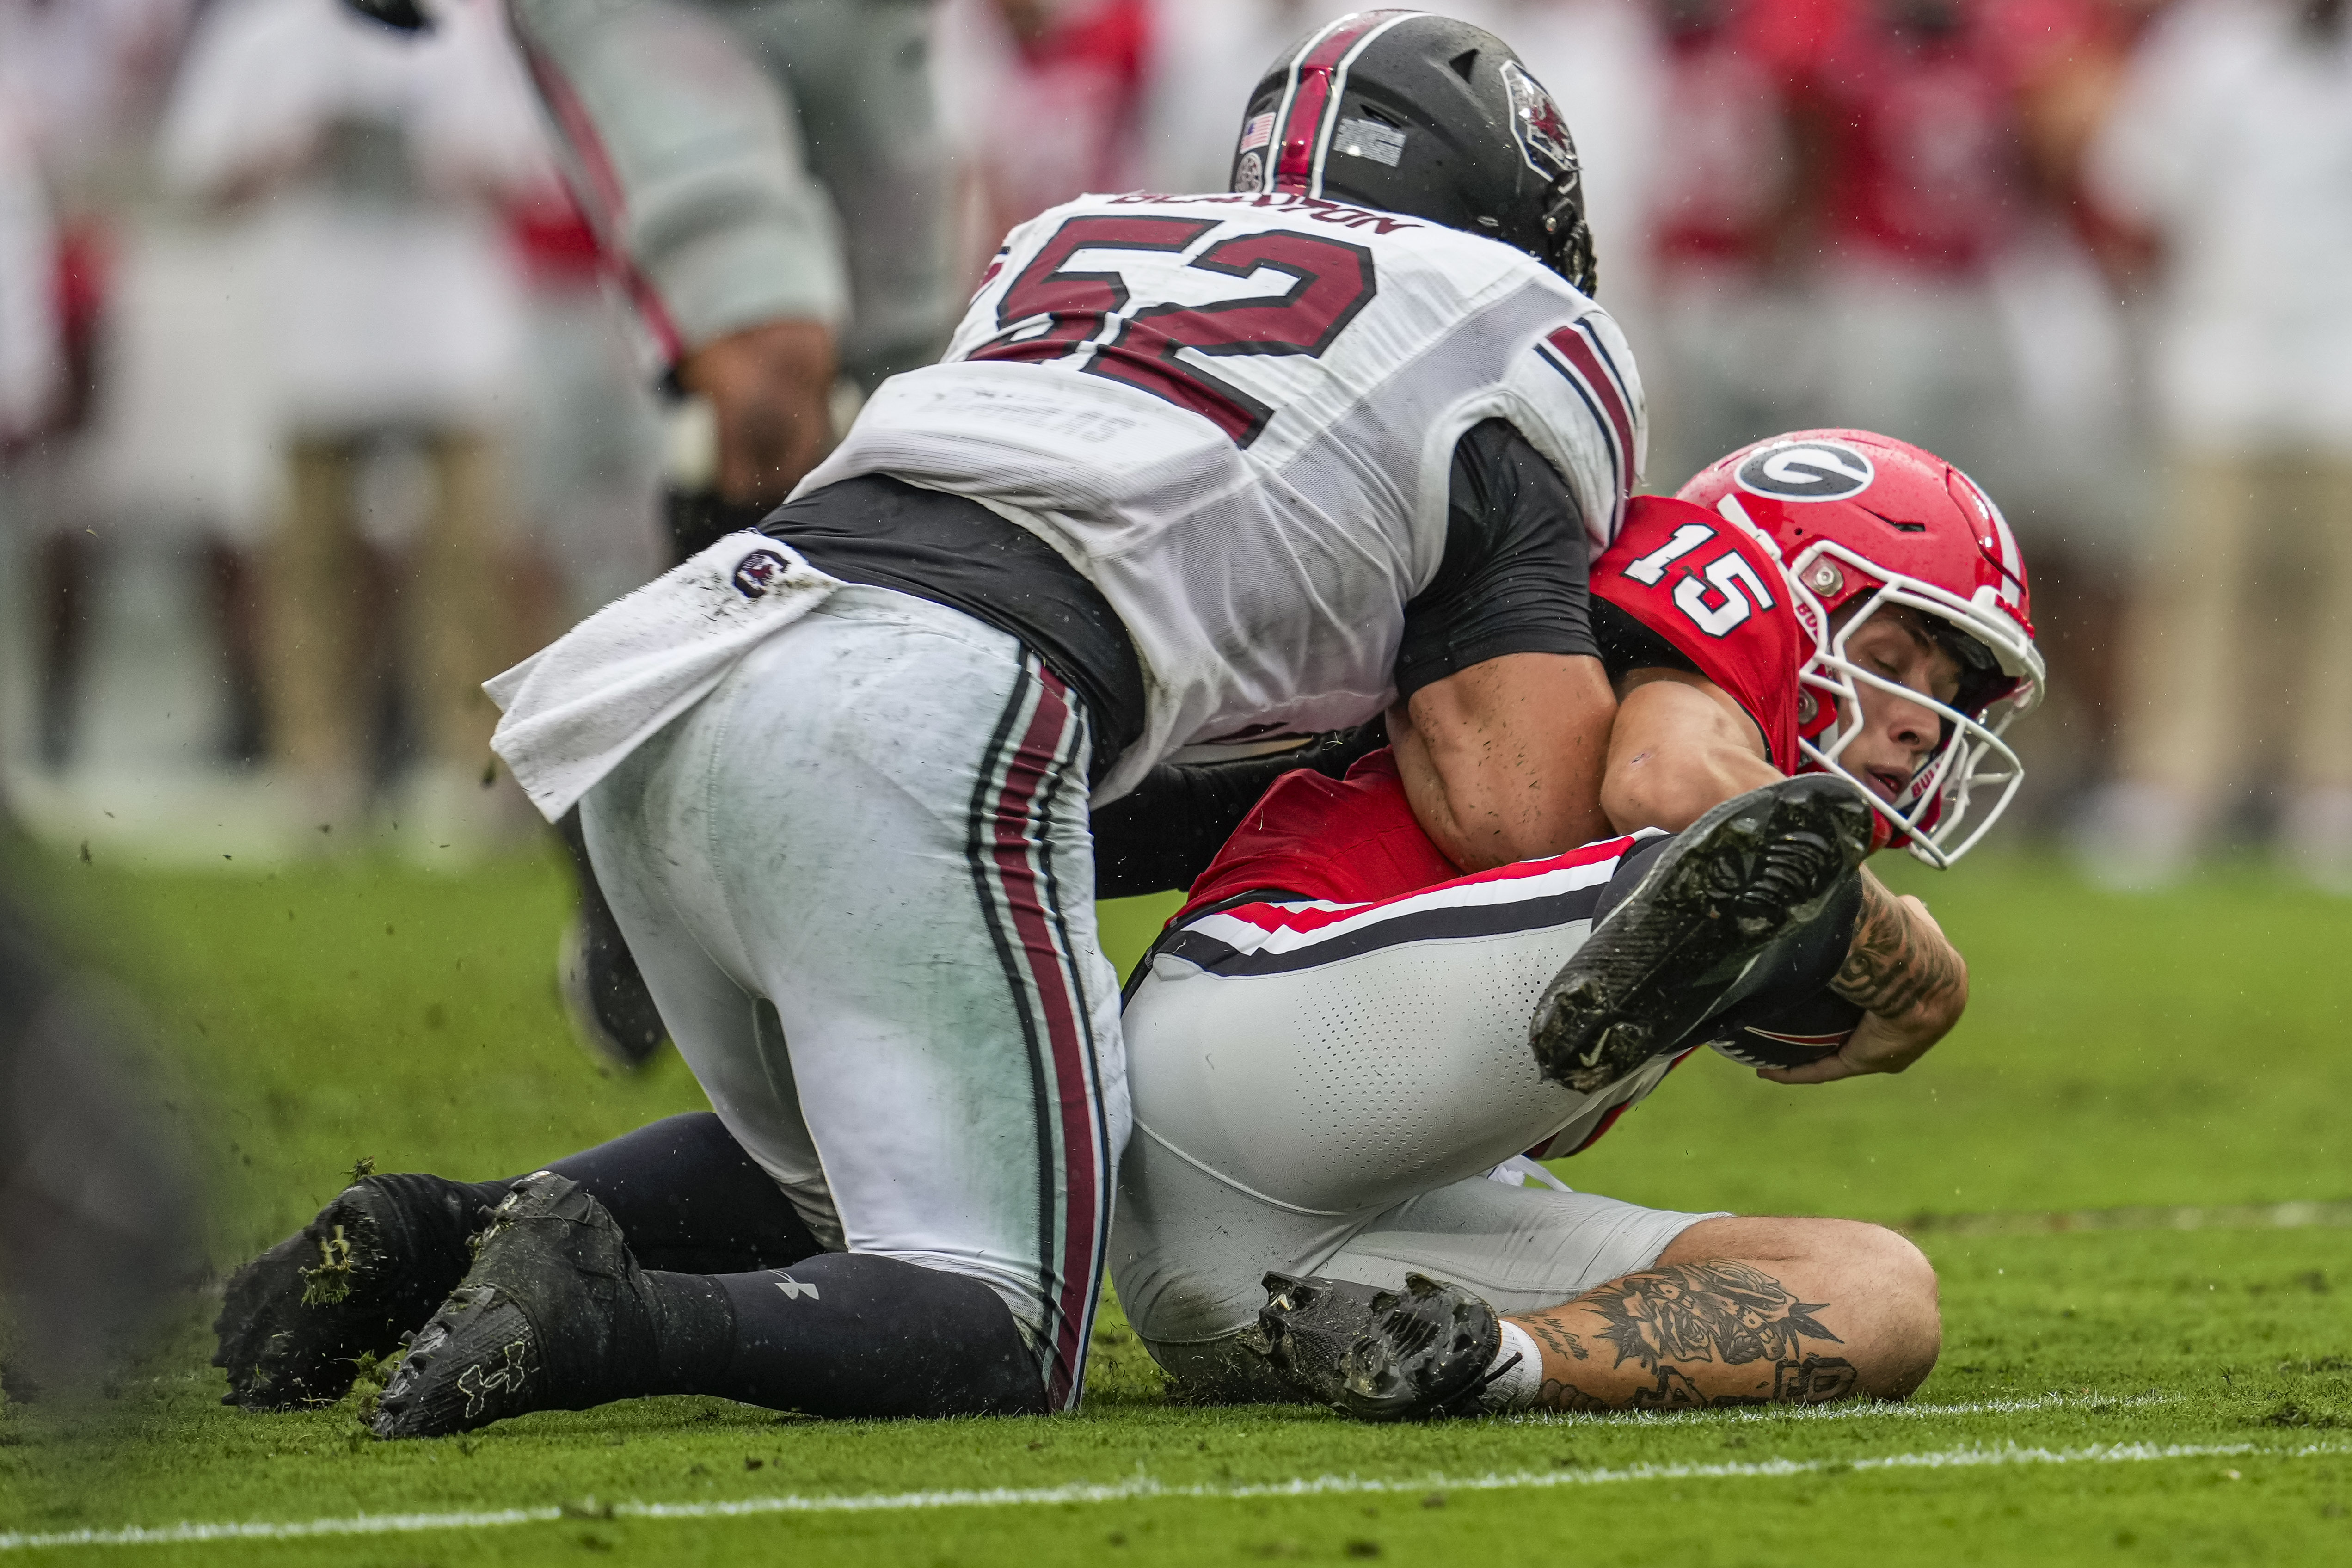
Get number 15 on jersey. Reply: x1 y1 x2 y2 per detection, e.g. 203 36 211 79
1621 521 1781 638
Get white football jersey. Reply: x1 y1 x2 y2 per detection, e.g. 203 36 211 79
793 190 1646 800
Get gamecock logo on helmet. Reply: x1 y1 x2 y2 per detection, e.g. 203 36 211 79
1499 60 1577 182
1735 440 1876 504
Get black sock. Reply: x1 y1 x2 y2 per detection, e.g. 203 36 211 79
639 1271 737 1394
640 1254 1048 1418
510 1113 822 1274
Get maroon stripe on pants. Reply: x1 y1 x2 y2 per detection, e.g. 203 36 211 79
984 668 1100 1408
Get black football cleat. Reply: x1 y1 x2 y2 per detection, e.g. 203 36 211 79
1255 1273 1390 1407
372 1172 654 1439
213 1174 492 1409
1260 1272 1507 1422
1529 775 1877 1093
554 811 669 1073
557 911 669 1072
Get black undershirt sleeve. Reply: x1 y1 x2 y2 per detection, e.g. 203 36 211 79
1392 418 1598 701
1591 597 1702 683
1096 422 1597 898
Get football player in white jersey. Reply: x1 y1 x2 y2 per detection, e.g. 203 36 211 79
207 11 1660 1433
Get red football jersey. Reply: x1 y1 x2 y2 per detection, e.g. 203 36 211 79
1590 494 1805 777
1179 749 1457 918
1178 496 1807 922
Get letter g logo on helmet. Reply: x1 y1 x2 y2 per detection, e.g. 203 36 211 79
1735 440 1875 504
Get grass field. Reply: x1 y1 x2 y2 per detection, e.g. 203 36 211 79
3 845 2349 1565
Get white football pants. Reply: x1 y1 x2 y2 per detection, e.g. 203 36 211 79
581 586 1126 1409
1112 837 1722 1395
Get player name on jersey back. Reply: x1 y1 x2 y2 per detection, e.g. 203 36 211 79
795 191 1646 799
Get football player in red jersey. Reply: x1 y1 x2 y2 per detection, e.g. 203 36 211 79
1113 429 2044 1417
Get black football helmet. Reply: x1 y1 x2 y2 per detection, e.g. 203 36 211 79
1228 9 1598 297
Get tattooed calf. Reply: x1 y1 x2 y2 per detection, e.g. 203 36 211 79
1523 1318 1590 1363
1773 1354 1861 1403
1576 1259 1842 1375
1539 1352 1860 1412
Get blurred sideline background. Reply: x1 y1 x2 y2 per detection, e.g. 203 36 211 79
4 0 2351 1437
1 0 2348 883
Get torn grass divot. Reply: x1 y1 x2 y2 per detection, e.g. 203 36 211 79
7 1439 2347 1551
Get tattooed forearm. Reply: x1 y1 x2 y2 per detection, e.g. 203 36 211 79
1830 875 1966 1024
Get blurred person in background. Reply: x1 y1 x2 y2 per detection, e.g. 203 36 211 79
2075 0 2352 887
1633 0 1818 486
0 0 276 781
349 0 957 1060
54 142 276 776
504 176 667 629
936 0 1151 255
1792 0 2137 820
343 0 950 1067
483 0 956 554
160 0 546 854
0 98 61 455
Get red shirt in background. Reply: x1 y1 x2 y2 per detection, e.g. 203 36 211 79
1651 0 1842 271
975 0 1151 237
1805 0 2107 274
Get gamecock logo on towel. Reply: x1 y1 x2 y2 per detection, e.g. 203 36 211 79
731 549 792 600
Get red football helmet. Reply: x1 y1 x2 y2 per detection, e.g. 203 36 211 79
1676 430 2045 866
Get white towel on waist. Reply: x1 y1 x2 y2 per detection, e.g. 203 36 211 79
486 531 843 819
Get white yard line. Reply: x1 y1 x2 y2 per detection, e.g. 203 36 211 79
1498 1390 2171 1428
1904 1198 2352 1237
8 1438 2345 1551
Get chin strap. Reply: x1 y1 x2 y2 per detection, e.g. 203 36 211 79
1867 810 1895 855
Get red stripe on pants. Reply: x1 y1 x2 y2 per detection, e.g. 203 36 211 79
985 669 1099 1408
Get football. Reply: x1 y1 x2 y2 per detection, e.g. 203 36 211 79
1706 991 1864 1070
